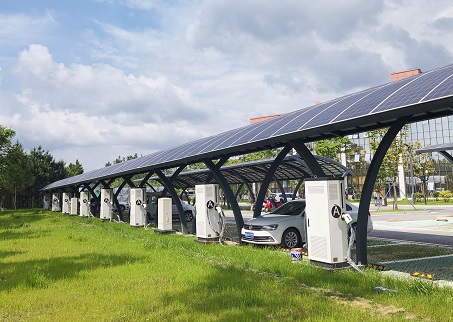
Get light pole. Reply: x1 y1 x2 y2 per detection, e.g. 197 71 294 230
419 169 429 205
407 145 416 205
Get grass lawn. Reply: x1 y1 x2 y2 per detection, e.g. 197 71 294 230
1 209 452 321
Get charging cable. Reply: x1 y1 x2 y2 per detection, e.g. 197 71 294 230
342 213 364 275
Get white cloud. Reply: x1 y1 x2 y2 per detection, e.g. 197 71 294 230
1 1 453 172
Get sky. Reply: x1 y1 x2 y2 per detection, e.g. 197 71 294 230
1 0 453 171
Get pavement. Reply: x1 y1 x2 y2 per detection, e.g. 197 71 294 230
366 203 453 284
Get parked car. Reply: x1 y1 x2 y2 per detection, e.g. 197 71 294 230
241 199 373 248
146 193 194 222
275 192 298 200
112 201 130 212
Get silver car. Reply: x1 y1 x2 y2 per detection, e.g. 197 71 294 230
241 199 373 248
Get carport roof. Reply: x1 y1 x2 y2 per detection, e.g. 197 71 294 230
43 63 453 191
148 154 351 189
416 143 453 154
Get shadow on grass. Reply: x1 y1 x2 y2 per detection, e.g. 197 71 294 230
0 209 50 229
0 250 25 259
0 252 144 291
0 230 51 241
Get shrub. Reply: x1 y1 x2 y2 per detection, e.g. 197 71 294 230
432 191 440 201
414 192 424 202
439 190 452 202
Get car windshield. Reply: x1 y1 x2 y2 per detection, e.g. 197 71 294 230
270 201 305 216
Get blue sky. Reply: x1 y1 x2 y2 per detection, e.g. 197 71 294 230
1 0 453 171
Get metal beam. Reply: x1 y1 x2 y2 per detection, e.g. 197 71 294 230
233 171 255 202
113 180 128 222
289 140 325 177
253 145 292 217
139 172 154 187
122 175 136 188
83 183 100 217
203 158 244 239
293 179 304 199
234 183 245 201
439 151 453 164
356 116 411 265
274 178 287 202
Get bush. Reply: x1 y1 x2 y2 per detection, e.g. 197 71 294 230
439 190 452 202
432 191 440 201
414 192 424 202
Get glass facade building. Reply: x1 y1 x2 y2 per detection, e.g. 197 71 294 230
346 115 453 199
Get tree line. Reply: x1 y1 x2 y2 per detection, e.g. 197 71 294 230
0 125 84 209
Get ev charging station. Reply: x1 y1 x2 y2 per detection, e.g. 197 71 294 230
305 177 349 269
100 189 113 220
62 192 71 214
157 197 172 231
79 191 90 217
70 197 78 216
130 188 146 227
43 194 51 210
51 193 61 212
195 184 223 242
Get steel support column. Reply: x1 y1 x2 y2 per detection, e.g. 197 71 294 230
234 171 255 203
275 178 287 202
203 157 245 239
289 140 325 177
84 183 100 217
139 172 154 187
253 145 292 218
356 117 411 265
113 180 128 222
122 175 136 188
439 151 453 163
234 183 244 201
293 179 304 199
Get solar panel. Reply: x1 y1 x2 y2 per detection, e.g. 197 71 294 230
374 66 453 112
298 88 378 130
43 63 453 190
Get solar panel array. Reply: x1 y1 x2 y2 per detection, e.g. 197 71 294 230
43 63 453 190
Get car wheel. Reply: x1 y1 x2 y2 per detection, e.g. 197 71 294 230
185 211 194 222
119 205 125 212
281 228 301 248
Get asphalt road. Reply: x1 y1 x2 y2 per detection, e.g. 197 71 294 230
368 203 453 246
369 230 453 246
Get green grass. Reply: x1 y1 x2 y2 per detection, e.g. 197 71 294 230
1 209 453 321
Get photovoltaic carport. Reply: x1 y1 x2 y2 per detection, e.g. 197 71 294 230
145 154 352 218
416 142 453 163
42 63 453 265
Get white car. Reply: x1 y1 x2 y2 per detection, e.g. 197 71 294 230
241 199 373 248
146 194 194 222
112 201 130 213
